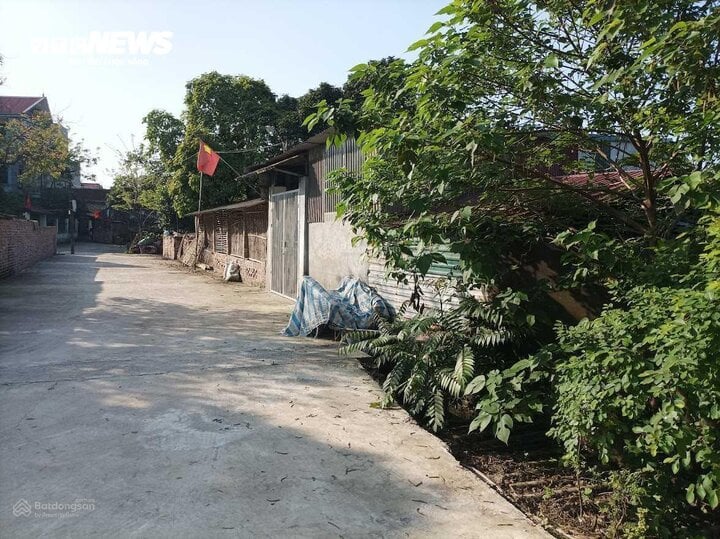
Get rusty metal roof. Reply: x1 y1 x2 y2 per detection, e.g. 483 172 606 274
186 198 267 217
243 129 332 175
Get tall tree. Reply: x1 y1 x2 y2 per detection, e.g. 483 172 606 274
313 0 720 286
143 109 184 163
274 94 302 151
169 72 278 215
297 82 343 136
141 110 184 228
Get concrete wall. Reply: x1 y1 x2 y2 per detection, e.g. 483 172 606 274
0 217 56 278
307 214 369 290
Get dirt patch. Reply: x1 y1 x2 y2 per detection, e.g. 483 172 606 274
443 426 608 538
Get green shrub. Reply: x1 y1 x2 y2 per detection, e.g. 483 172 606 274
550 284 720 530
342 290 549 440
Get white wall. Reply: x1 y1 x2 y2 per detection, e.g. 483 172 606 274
307 214 369 290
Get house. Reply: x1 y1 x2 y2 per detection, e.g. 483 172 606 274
180 199 269 286
0 95 87 243
243 130 370 299
0 95 80 193
72 186 133 244
242 129 643 316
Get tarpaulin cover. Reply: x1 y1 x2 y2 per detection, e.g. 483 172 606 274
282 276 394 337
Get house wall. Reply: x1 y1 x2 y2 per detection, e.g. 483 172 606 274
1 163 20 193
307 214 369 290
171 203 268 286
198 248 265 286
165 233 266 286
0 217 56 279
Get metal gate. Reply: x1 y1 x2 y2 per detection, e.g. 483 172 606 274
270 190 298 298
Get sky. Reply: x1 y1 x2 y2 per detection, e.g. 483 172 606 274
0 0 446 187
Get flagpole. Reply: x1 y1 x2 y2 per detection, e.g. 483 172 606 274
194 171 203 267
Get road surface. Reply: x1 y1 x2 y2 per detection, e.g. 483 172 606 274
0 243 547 538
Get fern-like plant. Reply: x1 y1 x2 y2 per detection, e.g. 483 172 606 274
342 289 549 440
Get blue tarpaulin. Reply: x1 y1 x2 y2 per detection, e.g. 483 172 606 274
282 276 394 337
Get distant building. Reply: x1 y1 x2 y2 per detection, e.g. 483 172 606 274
0 96 55 193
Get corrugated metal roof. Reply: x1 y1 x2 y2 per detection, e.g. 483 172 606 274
187 198 267 216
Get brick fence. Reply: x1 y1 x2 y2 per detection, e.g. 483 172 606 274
164 233 266 286
0 217 57 279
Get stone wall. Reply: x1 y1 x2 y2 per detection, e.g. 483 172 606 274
0 217 56 279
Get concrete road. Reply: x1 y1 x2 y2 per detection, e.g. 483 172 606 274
0 244 547 538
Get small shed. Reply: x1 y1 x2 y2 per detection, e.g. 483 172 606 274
188 199 269 285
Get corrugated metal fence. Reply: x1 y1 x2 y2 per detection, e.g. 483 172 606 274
307 138 364 223
368 249 466 315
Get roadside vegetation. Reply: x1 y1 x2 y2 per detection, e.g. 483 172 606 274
308 0 720 536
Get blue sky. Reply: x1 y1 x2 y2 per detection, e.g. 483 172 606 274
0 0 446 186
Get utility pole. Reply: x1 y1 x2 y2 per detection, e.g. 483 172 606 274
67 178 75 254
69 203 76 254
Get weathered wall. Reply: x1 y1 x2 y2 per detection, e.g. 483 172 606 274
198 249 265 286
162 235 182 260
0 217 56 279
169 233 265 286
307 215 369 290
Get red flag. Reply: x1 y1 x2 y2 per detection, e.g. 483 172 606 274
197 140 220 176
23 193 32 211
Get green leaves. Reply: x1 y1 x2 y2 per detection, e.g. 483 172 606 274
543 54 559 68
340 292 545 440
4 112 69 187
551 283 720 517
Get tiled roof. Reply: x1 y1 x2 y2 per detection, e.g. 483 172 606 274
554 169 645 190
0 96 48 116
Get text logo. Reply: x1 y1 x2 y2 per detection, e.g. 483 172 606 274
32 31 173 56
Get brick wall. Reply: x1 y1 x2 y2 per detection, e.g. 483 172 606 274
0 217 57 279
198 248 266 286
168 233 266 286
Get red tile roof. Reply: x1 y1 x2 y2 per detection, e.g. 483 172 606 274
0 96 48 115
554 169 645 191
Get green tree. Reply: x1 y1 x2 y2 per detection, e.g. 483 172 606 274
308 1 720 531
143 109 184 163
108 145 158 234
274 94 302 151
141 110 184 228
312 0 719 279
169 72 277 216
0 111 69 188
297 82 343 136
